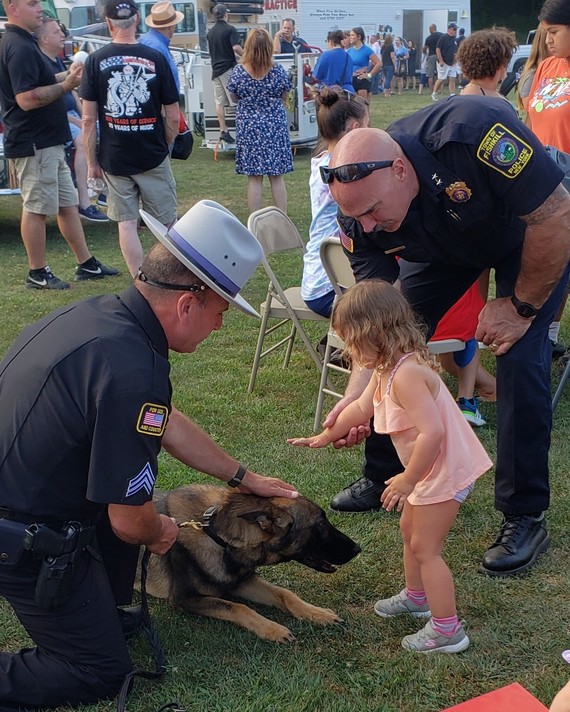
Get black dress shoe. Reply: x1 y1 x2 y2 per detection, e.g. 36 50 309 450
330 476 386 512
480 513 549 577
117 605 143 640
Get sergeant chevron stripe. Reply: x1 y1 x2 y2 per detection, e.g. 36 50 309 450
126 462 156 498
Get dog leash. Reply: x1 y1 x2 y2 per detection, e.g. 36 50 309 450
116 547 186 712
178 506 228 548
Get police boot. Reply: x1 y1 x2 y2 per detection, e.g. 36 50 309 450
480 513 549 577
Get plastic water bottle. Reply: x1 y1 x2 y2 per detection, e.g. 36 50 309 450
87 177 106 193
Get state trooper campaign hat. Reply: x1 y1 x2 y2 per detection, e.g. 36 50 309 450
104 0 138 19
140 201 263 317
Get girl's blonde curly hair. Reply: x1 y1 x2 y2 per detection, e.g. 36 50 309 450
331 280 439 373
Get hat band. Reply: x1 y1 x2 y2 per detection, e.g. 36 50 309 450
168 227 240 298
151 12 179 25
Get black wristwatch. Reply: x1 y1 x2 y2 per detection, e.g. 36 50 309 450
511 293 539 319
227 462 247 487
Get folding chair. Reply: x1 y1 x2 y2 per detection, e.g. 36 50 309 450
247 207 328 393
313 237 466 430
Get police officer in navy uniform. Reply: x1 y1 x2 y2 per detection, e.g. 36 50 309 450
321 96 570 577
0 200 299 710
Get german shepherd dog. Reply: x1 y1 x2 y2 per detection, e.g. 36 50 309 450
138 484 361 642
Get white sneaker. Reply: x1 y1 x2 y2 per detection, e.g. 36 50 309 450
374 589 431 618
402 619 470 654
431 92 439 101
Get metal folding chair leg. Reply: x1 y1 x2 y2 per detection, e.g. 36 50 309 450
552 356 570 411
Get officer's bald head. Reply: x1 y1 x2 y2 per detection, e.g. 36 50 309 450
329 128 419 234
332 128 399 167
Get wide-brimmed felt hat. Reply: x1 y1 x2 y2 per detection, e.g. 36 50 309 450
104 0 138 20
145 1 184 28
140 201 263 317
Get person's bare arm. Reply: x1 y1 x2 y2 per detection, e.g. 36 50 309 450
108 500 179 554
16 62 83 111
289 375 376 447
476 185 570 355
272 32 283 54
436 47 443 65
81 99 104 182
321 366 373 448
233 43 243 57
163 101 180 145
161 407 299 498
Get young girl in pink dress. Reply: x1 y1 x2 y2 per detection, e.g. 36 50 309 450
289 280 492 654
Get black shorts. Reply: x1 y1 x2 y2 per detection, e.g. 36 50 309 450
352 76 371 92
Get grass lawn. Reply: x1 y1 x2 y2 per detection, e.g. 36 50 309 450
1 90 569 712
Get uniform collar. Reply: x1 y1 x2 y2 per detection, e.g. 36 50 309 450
119 285 169 358
390 130 460 203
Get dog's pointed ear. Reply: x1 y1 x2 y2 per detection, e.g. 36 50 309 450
239 511 274 530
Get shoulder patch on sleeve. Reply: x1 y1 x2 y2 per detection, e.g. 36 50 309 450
476 123 533 178
340 231 354 253
136 403 168 436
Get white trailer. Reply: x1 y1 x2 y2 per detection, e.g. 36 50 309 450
260 1 472 55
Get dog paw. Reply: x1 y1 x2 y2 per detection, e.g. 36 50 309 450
297 605 342 625
261 621 296 643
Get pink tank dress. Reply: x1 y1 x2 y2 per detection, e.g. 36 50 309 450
373 353 493 505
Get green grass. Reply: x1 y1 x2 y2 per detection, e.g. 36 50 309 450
1 90 570 712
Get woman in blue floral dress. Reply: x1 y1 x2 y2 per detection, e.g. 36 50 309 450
227 28 293 214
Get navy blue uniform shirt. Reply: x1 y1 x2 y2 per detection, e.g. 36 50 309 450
338 96 564 283
0 286 171 521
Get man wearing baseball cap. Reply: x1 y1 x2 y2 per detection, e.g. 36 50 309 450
432 22 459 99
80 0 180 278
0 201 299 709
140 1 184 92
206 3 243 143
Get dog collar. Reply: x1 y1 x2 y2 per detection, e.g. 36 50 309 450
201 506 228 548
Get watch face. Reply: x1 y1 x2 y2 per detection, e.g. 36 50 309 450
517 302 537 318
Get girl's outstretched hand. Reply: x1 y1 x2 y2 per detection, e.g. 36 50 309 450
381 473 415 512
287 433 329 448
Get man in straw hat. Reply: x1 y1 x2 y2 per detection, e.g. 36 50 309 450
206 3 243 144
140 1 184 92
0 201 299 710
81 0 180 278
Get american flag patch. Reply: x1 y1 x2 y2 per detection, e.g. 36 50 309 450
137 403 168 436
340 231 354 253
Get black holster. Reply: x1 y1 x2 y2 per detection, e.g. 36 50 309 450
23 521 95 610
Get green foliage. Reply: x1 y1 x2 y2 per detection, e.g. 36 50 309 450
0 91 569 711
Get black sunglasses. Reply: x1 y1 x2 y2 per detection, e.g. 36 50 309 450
320 160 394 184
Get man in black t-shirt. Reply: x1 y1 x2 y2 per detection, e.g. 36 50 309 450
206 4 242 143
0 0 119 289
422 23 442 90
432 22 458 98
80 0 180 278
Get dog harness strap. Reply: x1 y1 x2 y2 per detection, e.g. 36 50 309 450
226 462 247 488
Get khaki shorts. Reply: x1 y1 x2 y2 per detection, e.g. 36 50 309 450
436 63 458 80
213 68 236 108
12 145 78 215
104 156 177 225
425 54 438 79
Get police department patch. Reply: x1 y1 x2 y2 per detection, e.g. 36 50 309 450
477 123 533 178
137 403 168 436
